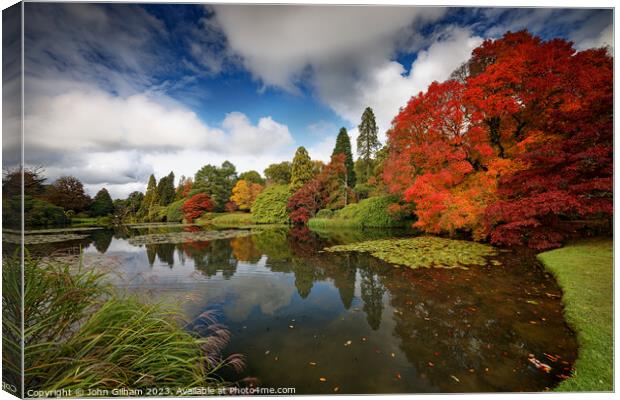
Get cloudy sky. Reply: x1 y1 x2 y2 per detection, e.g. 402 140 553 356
18 3 613 198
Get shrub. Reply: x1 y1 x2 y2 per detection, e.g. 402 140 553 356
182 193 215 222
315 209 334 219
309 195 410 229
22 197 68 227
251 184 290 224
166 199 185 223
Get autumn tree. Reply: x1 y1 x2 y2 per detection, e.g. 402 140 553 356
45 176 91 212
357 107 381 183
230 179 264 211
91 188 114 217
175 176 193 200
332 127 356 192
264 161 291 185
181 193 215 222
290 147 314 192
193 161 237 211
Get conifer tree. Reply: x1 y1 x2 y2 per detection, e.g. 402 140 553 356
332 127 356 189
290 146 314 192
357 107 381 183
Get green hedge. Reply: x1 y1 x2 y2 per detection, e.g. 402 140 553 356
251 184 290 224
309 195 408 229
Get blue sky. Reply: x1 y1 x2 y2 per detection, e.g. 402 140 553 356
20 3 613 198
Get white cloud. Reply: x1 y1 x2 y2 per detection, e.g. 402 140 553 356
212 5 446 91
317 26 482 139
25 87 295 198
576 23 614 53
210 6 482 136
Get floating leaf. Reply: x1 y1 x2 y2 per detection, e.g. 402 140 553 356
450 375 460 383
319 377 327 382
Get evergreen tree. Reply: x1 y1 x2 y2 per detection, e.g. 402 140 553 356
157 171 175 206
138 174 159 220
264 161 292 185
193 161 237 211
357 107 381 183
290 146 314 192
332 127 356 189
238 170 265 185
91 188 114 217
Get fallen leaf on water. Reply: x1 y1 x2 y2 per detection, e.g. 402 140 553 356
333 387 339 392
361 337 367 341
396 373 402 380
274 356 279 361
544 353 559 362
529 321 538 324
289 325 294 329
484 368 489 372
265 350 270 355
319 377 327 382
428 362 435 367
309 362 317 366
391 353 396 358
528 356 551 373
526 300 539 305
468 369 475 373
344 340 352 346
433 351 440 357
450 375 460 383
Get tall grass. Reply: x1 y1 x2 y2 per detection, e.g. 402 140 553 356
3 254 244 394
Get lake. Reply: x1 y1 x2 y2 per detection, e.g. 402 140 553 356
20 224 577 394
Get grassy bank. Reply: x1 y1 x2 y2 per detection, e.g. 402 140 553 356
537 238 613 391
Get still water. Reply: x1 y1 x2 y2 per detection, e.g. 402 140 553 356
28 225 577 393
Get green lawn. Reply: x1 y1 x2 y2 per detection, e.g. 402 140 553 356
537 238 613 391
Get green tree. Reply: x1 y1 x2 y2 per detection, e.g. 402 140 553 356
138 175 159 220
357 107 381 183
193 161 237 211
45 176 91 213
238 170 265 185
264 162 292 185
157 171 175 206
290 147 314 192
91 188 114 217
332 127 356 190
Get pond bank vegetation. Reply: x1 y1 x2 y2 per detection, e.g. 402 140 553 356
2 255 244 394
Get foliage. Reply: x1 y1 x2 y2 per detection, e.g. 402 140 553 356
224 201 238 212
325 236 499 269
383 31 612 249
175 176 193 200
138 175 159 221
538 239 612 391
264 161 291 185
3 255 242 393
166 199 185 223
357 106 381 183
309 195 409 229
90 188 114 217
157 171 176 206
193 161 237 211
290 146 314 192
45 176 91 213
238 170 265 185
314 209 334 219
125 191 144 214
181 193 215 222
2 166 46 198
287 154 351 224
230 179 263 211
23 197 68 227
332 127 356 188
251 184 290 224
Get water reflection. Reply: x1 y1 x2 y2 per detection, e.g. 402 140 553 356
20 225 577 393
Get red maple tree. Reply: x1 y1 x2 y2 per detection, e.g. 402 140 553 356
181 193 215 222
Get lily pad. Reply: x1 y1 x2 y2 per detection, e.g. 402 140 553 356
128 229 253 245
3 233 90 245
324 236 500 269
